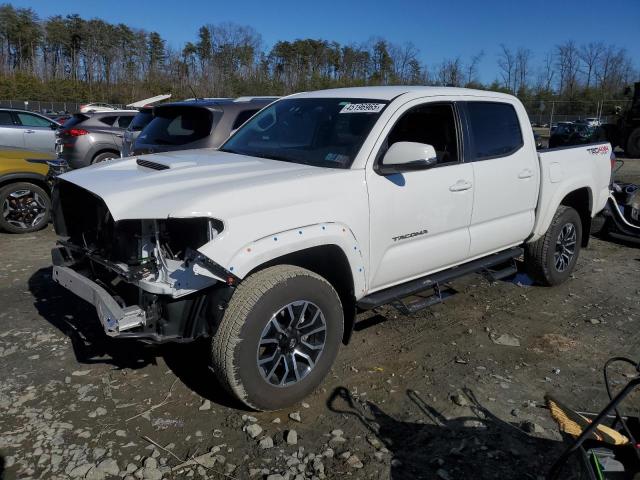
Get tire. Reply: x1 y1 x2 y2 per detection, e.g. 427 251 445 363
626 128 640 158
211 265 344 411
92 151 118 164
524 206 582 286
0 182 51 234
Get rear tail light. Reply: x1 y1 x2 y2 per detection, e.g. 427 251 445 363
66 128 89 137
610 150 617 171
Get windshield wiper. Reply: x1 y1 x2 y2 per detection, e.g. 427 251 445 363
253 152 295 163
218 147 240 155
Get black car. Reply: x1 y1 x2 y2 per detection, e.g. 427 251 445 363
549 123 607 148
132 97 277 156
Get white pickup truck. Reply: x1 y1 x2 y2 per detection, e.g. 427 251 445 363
51 86 613 410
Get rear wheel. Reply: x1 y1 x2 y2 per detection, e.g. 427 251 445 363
0 182 50 234
92 151 118 164
211 265 343 410
525 206 582 286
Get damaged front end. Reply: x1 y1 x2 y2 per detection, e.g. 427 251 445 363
50 180 235 342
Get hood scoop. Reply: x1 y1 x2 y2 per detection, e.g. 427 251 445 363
136 158 198 171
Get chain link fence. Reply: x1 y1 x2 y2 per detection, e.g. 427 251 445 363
0 99 125 114
523 99 632 127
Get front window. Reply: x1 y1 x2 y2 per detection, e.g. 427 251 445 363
220 98 389 169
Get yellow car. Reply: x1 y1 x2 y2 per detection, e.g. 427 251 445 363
0 148 54 233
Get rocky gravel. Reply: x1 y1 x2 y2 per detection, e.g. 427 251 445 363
0 159 639 479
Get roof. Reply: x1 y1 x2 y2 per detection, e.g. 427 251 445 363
157 97 277 109
81 110 138 115
288 85 516 101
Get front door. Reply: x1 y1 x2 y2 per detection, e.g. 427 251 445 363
16 112 56 153
366 101 474 292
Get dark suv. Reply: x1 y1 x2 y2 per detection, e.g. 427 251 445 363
132 97 277 155
56 110 137 169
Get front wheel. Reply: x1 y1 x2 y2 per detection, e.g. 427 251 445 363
0 182 51 233
525 206 582 286
211 265 344 410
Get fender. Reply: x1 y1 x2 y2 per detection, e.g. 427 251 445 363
531 166 593 241
199 222 368 298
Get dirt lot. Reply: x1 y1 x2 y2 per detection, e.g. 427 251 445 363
1 160 639 480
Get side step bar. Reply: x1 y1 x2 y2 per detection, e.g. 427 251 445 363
357 247 523 310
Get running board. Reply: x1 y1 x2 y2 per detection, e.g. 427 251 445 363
390 284 457 315
482 261 518 282
357 247 523 310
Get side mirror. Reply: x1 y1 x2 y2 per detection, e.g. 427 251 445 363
376 141 438 175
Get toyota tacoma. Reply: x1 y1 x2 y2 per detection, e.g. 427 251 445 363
50 86 613 410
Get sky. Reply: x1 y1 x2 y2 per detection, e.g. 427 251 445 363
13 0 640 83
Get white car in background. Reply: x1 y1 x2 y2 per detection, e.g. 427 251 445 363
578 117 602 127
79 103 118 113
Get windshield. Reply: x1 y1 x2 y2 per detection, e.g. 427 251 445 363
220 98 389 168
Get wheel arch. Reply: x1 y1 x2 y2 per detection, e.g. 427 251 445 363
208 222 367 344
246 244 358 345
559 187 593 247
0 172 50 194
532 184 593 247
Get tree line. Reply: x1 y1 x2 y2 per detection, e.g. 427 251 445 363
0 3 637 114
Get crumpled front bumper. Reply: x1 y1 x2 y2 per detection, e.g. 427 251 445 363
52 265 146 337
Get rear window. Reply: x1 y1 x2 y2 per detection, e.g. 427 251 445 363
99 116 117 126
232 109 259 130
129 110 153 132
139 106 214 146
62 114 89 129
465 102 523 160
117 116 133 129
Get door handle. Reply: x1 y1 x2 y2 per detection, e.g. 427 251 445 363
24 129 35 134
449 180 473 192
518 168 533 179
115 133 123 138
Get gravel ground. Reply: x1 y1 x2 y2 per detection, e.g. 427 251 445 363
0 159 639 480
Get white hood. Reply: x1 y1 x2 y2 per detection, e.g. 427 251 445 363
59 149 342 221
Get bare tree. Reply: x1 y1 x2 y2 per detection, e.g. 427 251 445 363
579 42 604 89
465 50 484 86
515 47 532 93
556 41 580 98
497 44 515 92
437 57 463 86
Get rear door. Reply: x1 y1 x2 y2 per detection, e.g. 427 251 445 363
15 112 57 153
462 101 538 257
0 110 24 149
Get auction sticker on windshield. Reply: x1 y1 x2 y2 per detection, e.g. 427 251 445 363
340 103 385 113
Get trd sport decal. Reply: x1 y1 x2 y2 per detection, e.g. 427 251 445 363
586 145 609 155
392 229 429 242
